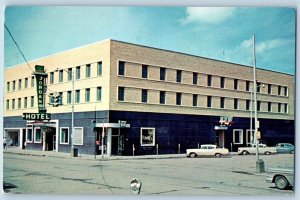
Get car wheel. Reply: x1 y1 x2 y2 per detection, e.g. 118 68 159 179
215 153 221 158
242 151 248 155
189 153 196 158
275 175 289 190
290 150 294 154
265 151 271 155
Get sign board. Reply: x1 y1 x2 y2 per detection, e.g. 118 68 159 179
23 113 51 120
34 65 47 113
119 120 127 128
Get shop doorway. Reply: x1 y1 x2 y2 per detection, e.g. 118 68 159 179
216 130 225 148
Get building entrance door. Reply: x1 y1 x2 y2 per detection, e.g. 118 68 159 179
216 130 225 148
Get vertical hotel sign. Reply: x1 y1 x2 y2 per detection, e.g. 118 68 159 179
35 65 47 113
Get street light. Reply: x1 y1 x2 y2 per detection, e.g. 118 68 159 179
55 68 75 157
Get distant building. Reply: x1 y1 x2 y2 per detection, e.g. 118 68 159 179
3 39 295 156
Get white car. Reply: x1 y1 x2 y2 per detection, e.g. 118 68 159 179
266 168 294 190
186 144 230 158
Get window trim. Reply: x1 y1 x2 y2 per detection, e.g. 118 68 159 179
73 127 84 145
34 128 42 143
233 129 243 144
60 127 69 145
140 127 155 146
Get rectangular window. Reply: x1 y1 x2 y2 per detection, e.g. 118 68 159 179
118 61 125 76
25 78 28 88
257 101 261 111
6 100 9 110
268 84 272 94
67 91 72 104
59 92 63 104
141 89 148 103
220 77 225 88
13 81 16 91
26 128 33 143
278 86 281 95
97 62 102 76
142 65 148 79
59 70 63 82
18 98 21 109
50 72 54 84
68 68 73 81
7 82 10 92
160 67 166 81
220 97 225 109
246 129 255 145
12 99 15 109
193 94 198 107
85 89 90 102
75 90 80 103
278 103 282 113
34 128 42 143
193 72 198 85
246 100 250 111
60 127 69 144
49 93 54 104
97 87 102 101
160 91 166 104
31 96 34 107
234 79 238 90
234 98 238 110
18 79 22 90
207 75 212 86
73 127 84 145
233 129 243 144
268 102 272 112
246 81 250 91
141 128 155 146
284 87 288 96
31 76 35 87
176 93 182 105
76 66 81 79
86 64 91 78
207 96 212 108
118 87 125 101
257 82 261 93
284 104 288 113
176 70 182 83
24 97 27 108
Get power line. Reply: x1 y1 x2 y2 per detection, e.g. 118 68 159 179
4 24 34 73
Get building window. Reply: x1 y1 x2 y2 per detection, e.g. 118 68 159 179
50 72 54 84
59 92 63 104
257 101 261 111
141 128 155 146
60 127 69 144
97 62 102 76
160 91 166 104
234 79 238 90
278 103 282 113
176 70 182 83
31 76 35 87
160 67 166 81
207 96 212 108
193 72 198 85
97 87 102 101
257 82 262 93
207 75 212 87
176 93 182 105
220 77 225 88
31 96 34 107
76 66 81 79
7 82 10 92
18 98 21 109
26 128 33 143
119 61 125 76
49 93 54 104
193 94 198 107
59 70 64 83
67 91 72 104
220 97 225 109
268 102 272 112
75 90 80 103
85 89 90 102
246 129 255 145
284 87 288 96
233 129 243 144
268 84 272 94
12 99 15 109
25 78 28 89
284 104 288 113
86 64 91 78
6 100 9 110
246 81 250 92
73 127 84 145
141 89 148 103
278 86 281 95
142 65 148 79
118 87 125 101
246 100 250 111
68 68 73 81
13 81 16 91
234 98 238 110
34 128 42 143
24 97 27 108
18 79 22 90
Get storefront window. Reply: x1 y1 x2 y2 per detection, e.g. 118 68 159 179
141 128 155 146
34 128 42 143
60 127 69 144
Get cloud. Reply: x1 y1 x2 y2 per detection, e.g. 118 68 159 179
256 39 292 53
181 7 236 25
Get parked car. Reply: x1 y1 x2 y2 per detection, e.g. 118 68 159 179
237 143 276 155
276 143 294 154
266 167 294 190
186 144 230 158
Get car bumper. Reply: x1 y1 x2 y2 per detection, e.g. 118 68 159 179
265 175 273 183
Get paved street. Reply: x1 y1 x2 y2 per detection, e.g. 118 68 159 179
3 150 294 196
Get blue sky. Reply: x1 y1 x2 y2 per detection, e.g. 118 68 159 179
4 6 296 74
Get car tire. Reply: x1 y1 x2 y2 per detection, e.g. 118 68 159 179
275 175 289 190
265 151 271 155
242 151 248 155
189 153 196 158
215 153 221 158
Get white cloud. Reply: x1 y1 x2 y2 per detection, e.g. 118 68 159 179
181 7 236 25
256 39 292 53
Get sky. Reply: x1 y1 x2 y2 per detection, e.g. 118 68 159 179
4 6 296 75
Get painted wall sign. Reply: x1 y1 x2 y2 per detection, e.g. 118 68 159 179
23 113 51 120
